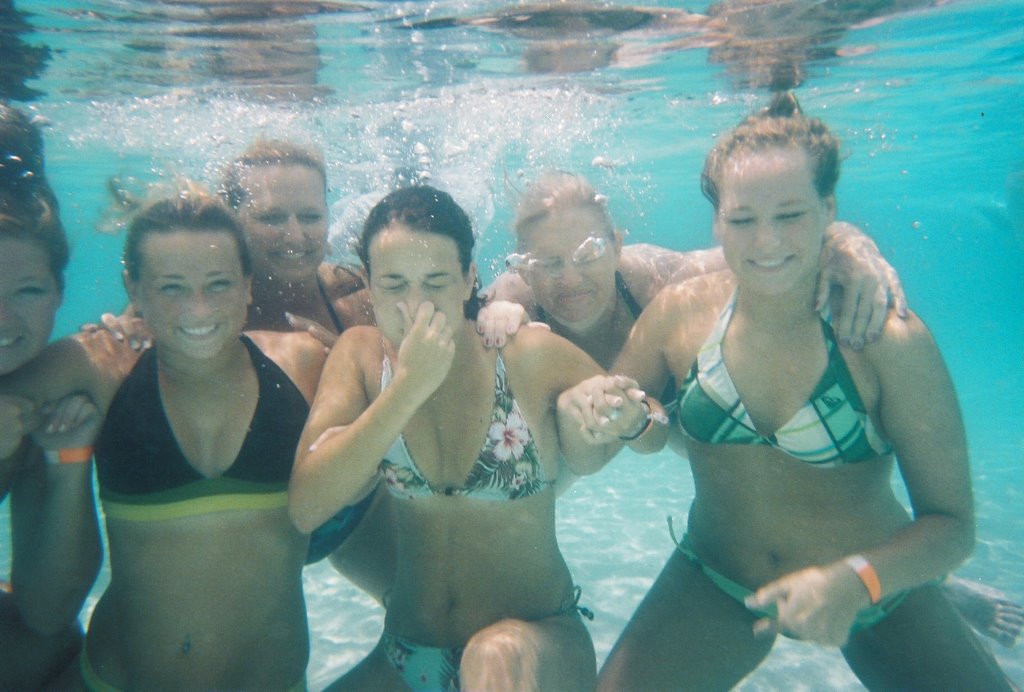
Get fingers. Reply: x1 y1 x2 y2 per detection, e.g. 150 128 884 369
563 376 649 439
476 301 528 348
887 270 909 319
0 395 36 457
286 312 338 350
834 279 866 350
40 395 91 434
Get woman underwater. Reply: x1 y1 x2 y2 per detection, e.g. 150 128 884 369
2 186 328 689
0 102 103 689
569 92 1015 691
289 185 659 691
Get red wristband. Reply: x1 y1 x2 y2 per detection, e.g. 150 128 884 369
57 446 94 464
845 554 882 604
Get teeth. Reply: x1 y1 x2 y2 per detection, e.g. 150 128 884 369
754 258 787 268
181 325 216 337
0 336 17 347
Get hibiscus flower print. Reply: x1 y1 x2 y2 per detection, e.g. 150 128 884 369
488 409 531 462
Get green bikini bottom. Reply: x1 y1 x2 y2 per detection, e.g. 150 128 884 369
671 526 910 633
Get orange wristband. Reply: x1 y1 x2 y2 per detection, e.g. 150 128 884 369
57 446 94 464
845 554 882 604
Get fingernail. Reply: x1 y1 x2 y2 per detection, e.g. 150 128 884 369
484 337 492 347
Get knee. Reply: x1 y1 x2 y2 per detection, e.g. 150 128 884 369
461 621 540 692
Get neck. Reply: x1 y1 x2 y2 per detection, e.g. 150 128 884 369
732 276 819 333
249 268 324 329
156 337 249 386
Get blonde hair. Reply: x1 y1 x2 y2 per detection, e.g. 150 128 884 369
512 171 613 247
221 138 326 210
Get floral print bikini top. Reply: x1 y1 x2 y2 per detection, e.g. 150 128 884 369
378 352 551 501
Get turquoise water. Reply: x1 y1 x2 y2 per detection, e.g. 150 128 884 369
3 0 1023 688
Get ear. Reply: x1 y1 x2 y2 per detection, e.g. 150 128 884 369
244 276 253 307
824 195 837 223
466 261 479 301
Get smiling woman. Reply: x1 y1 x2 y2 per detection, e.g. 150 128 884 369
1 185 330 690
221 139 373 335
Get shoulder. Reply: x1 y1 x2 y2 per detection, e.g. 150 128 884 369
618 243 681 298
860 309 940 370
647 270 732 322
245 330 329 401
318 262 367 296
487 271 535 309
501 325 601 390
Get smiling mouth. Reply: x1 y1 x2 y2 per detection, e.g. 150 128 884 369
0 335 21 348
181 325 217 337
273 248 317 261
750 257 792 270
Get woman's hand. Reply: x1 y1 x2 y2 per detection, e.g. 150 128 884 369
0 394 35 458
557 374 649 444
393 301 456 404
80 309 152 352
818 221 908 350
31 394 102 451
285 312 337 350
745 560 870 647
476 300 542 348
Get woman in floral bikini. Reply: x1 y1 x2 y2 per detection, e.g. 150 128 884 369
289 185 664 691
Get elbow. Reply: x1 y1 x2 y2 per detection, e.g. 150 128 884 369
286 496 320 536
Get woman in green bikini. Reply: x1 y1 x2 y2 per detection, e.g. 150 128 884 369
568 92 1015 690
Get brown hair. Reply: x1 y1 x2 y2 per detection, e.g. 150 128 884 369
701 92 841 211
358 185 483 320
124 183 252 280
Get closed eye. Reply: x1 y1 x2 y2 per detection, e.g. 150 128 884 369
776 210 806 222
255 211 289 226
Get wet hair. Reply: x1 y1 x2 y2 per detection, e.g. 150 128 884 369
124 184 252 280
357 185 483 319
220 138 327 210
512 171 614 247
0 102 45 190
701 91 841 211
1 102 68 290
0 190 68 291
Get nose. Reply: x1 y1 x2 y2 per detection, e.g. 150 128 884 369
557 263 584 287
189 291 220 319
752 220 782 252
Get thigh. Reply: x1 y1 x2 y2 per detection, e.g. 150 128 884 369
843 584 1015 692
597 548 775 692
460 612 596 692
